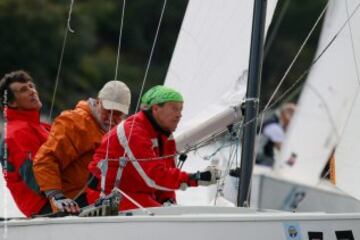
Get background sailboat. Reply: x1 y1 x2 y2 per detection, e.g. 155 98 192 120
257 0 360 212
277 0 360 186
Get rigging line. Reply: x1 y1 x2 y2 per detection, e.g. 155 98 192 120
184 35 336 153
334 0 360 146
216 142 239 200
256 2 329 153
101 0 126 179
48 0 76 121
114 0 126 81
345 0 360 86
262 1 329 113
67 0 75 33
171 1 360 161
249 0 360 147
126 0 168 148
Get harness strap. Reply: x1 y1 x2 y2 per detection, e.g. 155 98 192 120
116 122 175 191
114 157 127 188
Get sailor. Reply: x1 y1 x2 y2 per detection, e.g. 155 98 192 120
86 85 221 210
0 70 51 217
33 80 131 214
256 102 296 167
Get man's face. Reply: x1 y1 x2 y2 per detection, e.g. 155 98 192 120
152 102 183 132
8 81 42 111
97 100 125 130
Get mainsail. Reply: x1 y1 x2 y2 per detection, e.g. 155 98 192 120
276 0 360 186
166 0 277 132
164 0 278 204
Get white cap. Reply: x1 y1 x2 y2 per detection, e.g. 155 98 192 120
98 80 131 114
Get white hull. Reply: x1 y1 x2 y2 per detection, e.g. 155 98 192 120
224 169 360 213
1 206 360 240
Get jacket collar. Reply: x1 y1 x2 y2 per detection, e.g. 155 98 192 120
143 110 171 137
5 107 40 123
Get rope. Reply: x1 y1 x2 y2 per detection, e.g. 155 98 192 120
126 0 168 145
101 0 127 188
75 0 127 200
114 188 154 216
48 0 76 121
114 0 126 81
99 0 169 197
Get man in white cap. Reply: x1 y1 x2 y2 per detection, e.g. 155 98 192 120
33 80 131 214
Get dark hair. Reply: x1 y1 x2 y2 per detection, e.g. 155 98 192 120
0 70 33 107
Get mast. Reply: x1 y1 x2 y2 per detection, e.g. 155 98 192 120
237 0 267 207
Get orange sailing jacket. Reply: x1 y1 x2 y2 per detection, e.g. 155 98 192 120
33 100 104 199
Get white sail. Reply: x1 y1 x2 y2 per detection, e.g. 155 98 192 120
276 0 360 186
165 0 278 133
164 0 278 204
334 0 360 200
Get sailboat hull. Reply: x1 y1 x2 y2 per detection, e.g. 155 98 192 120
225 171 360 213
1 206 360 240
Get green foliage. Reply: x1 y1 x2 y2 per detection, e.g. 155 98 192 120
0 0 187 116
0 0 327 116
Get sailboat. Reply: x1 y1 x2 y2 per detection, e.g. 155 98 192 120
2 0 360 239
166 0 360 214
255 0 360 213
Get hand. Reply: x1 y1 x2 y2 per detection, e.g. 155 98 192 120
190 165 221 186
48 193 80 214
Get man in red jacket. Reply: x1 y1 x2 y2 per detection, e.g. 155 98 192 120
0 70 51 217
87 85 220 211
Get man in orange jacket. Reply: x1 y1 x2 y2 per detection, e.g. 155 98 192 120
87 85 221 211
0 70 51 217
33 80 131 214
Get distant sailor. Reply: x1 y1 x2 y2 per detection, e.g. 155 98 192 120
256 103 296 167
87 85 221 210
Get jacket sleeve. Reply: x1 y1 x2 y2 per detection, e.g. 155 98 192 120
5 129 44 194
33 113 95 193
126 125 194 190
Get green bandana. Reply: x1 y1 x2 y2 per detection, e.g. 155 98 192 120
141 85 183 109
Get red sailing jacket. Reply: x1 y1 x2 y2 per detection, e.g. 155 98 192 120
87 111 197 210
2 107 50 217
